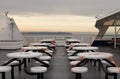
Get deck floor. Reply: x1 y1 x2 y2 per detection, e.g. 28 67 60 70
0 46 120 79
45 47 74 79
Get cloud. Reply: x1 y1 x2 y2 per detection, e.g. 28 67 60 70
0 0 120 16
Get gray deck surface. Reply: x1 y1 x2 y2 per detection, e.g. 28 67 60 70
45 47 74 79
0 46 120 79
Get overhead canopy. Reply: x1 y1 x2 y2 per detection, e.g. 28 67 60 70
95 11 120 39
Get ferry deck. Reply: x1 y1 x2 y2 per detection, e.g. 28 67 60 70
0 45 120 79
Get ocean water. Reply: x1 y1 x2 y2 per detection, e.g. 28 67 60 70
22 32 117 45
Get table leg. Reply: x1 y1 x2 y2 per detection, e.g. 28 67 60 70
23 58 27 68
44 51 52 57
33 58 49 67
103 59 116 66
38 50 52 57
11 67 15 79
2 58 17 66
75 59 89 67
1 72 5 79
98 61 101 71
71 51 79 56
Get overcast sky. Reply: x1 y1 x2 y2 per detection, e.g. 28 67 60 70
0 0 120 32
0 0 120 16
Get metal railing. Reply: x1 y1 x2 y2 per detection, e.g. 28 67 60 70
23 34 97 45
23 33 118 46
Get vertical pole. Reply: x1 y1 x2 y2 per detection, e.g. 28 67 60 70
2 72 5 79
89 34 92 45
11 23 13 40
11 67 14 79
37 74 40 79
114 24 117 48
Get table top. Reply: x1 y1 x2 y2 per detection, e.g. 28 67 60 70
71 43 90 46
49 44 56 47
7 52 42 58
29 43 49 46
40 39 55 42
77 52 113 59
66 39 80 42
73 46 99 51
21 46 47 50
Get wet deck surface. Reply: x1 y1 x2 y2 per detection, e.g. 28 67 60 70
0 46 120 79
45 46 74 79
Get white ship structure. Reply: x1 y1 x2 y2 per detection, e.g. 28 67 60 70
0 13 25 49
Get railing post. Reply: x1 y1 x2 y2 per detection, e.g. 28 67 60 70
34 36 37 43
89 35 92 45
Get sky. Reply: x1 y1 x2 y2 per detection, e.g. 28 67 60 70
0 0 120 32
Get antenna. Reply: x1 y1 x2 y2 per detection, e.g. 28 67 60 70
95 14 99 20
4 11 8 16
95 15 98 18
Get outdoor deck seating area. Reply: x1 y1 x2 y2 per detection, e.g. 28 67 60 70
0 38 120 79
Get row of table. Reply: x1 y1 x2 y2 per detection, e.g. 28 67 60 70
2 39 56 79
66 38 117 78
